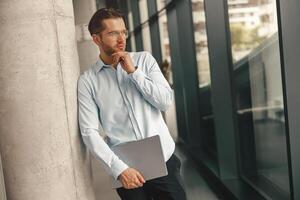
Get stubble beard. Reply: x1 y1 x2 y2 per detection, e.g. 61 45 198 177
101 43 115 56
101 39 125 56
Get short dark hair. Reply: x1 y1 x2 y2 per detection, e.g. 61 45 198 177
88 8 125 36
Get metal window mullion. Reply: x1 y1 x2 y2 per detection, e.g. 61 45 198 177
166 6 190 143
130 0 143 51
204 0 239 179
147 0 162 64
173 0 203 150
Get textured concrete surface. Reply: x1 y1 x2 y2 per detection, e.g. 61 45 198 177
0 1 95 199
91 156 120 200
74 0 100 73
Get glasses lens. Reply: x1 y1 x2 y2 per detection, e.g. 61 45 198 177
124 30 129 39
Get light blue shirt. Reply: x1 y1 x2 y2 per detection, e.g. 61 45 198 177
77 51 175 180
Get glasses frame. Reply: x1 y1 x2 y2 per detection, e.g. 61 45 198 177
95 30 129 39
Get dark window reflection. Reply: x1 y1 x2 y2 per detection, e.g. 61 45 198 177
229 0 290 198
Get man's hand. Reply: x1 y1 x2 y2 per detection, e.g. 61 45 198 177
118 168 145 189
112 51 136 74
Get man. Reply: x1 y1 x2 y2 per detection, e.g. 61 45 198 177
78 8 186 200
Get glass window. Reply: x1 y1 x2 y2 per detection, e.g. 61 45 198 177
127 0 136 52
127 11 136 52
229 0 290 198
157 0 167 9
228 0 278 62
157 1 172 85
138 0 152 53
191 0 211 87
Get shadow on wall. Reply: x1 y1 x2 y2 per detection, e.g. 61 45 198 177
91 156 120 200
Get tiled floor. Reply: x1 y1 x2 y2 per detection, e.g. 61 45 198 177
92 145 221 200
175 147 221 200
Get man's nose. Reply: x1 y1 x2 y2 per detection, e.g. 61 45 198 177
117 34 125 42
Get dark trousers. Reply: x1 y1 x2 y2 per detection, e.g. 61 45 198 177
116 154 187 200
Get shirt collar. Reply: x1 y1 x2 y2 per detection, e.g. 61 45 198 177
94 52 135 73
94 57 111 73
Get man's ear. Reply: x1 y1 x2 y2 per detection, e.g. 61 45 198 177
92 34 102 46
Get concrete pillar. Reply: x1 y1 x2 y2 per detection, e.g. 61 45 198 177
0 1 96 200
74 0 101 73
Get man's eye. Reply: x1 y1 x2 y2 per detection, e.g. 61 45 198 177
110 32 118 36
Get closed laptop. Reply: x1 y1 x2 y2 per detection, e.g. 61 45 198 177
110 135 168 188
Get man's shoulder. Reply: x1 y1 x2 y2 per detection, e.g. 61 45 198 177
79 70 91 84
129 50 151 57
79 62 98 79
130 51 155 63
78 62 99 88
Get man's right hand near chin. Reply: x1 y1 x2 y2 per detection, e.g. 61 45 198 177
118 168 146 189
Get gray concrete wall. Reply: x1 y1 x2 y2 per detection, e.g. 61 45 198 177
74 0 100 73
0 1 95 199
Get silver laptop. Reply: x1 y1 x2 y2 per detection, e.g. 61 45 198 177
110 135 168 188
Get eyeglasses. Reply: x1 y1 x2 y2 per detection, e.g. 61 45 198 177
102 30 129 39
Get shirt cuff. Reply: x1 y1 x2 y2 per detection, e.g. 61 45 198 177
110 158 129 180
128 67 145 84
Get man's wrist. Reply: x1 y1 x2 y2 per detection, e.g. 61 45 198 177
127 66 138 74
